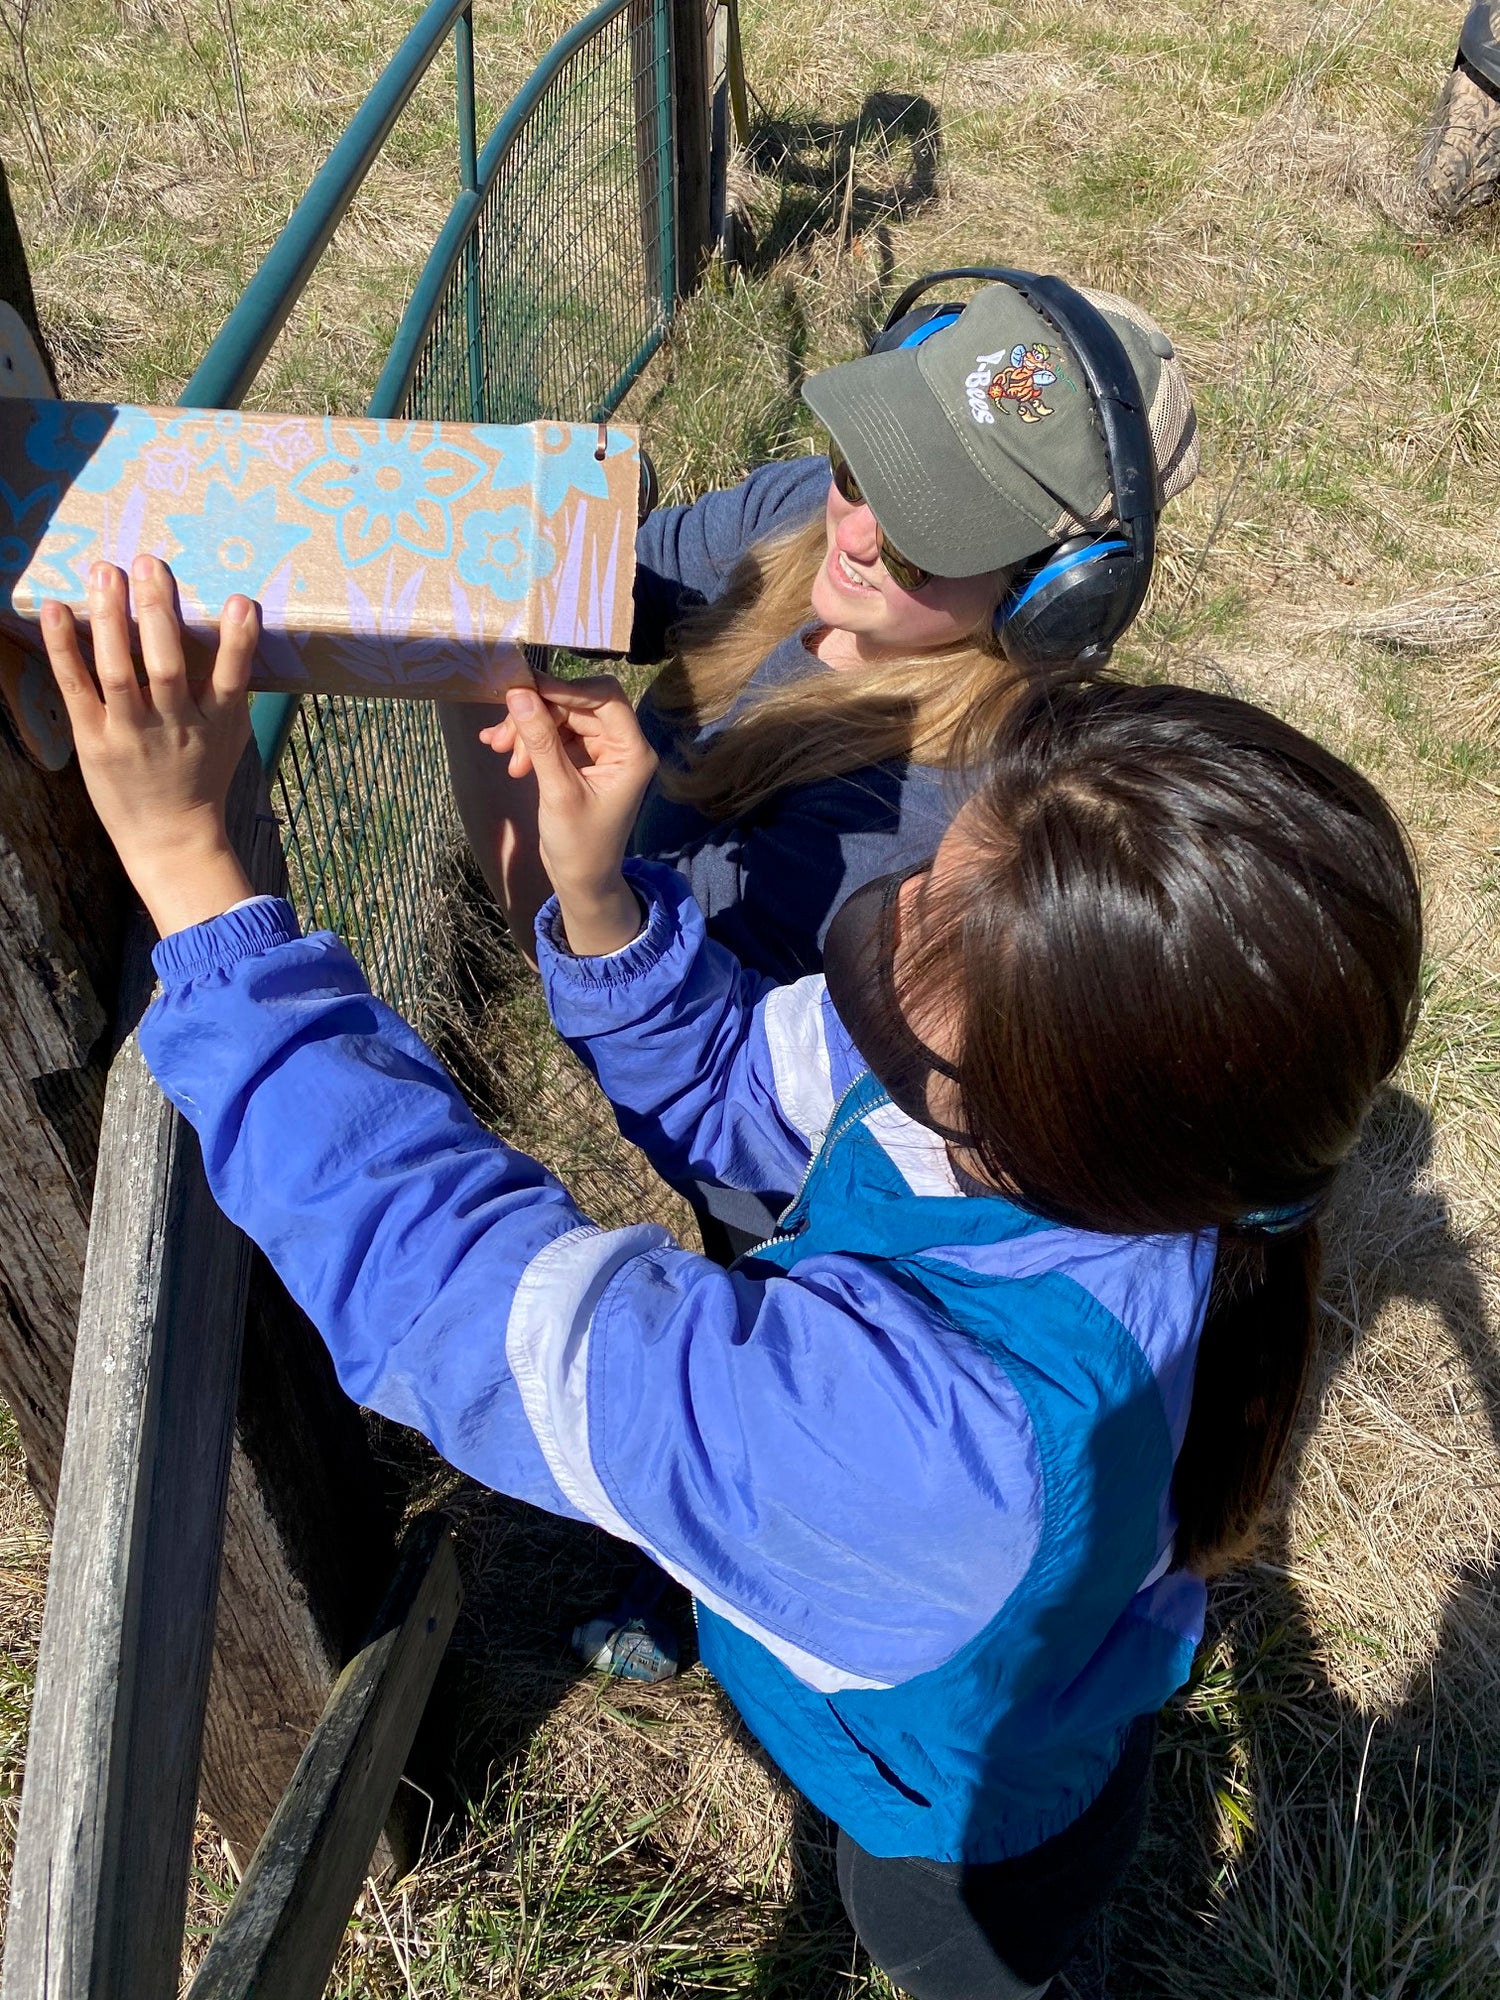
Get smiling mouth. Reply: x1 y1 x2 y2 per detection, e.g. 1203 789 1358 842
832 548 879 593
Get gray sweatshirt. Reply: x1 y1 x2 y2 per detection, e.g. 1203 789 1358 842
628 455 969 1233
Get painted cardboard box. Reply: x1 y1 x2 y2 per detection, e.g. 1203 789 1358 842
0 401 641 726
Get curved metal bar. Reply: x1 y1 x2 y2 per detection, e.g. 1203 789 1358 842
182 0 472 412
370 0 639 420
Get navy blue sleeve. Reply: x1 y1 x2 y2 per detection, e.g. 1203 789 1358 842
636 759 966 985
629 456 830 662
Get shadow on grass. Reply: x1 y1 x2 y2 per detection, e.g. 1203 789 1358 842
735 89 941 294
1097 1084 1500 1999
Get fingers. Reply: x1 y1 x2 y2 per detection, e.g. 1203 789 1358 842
526 670 629 717
208 594 258 713
504 685 580 811
130 556 191 722
87 563 146 721
478 714 533 782
39 599 105 740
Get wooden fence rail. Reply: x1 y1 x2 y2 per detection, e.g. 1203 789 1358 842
189 1518 461 2000
1 755 289 2000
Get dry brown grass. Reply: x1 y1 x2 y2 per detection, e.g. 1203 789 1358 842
3 0 1500 1991
0 1412 46 1935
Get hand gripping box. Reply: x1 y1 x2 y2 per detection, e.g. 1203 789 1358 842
0 401 641 723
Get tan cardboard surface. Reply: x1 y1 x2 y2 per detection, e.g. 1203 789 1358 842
0 403 640 701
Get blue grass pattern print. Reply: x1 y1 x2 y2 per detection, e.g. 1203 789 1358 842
164 480 311 614
25 404 160 495
294 420 486 567
457 505 554 602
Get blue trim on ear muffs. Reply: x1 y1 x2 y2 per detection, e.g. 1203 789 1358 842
1005 538 1130 616
896 310 961 348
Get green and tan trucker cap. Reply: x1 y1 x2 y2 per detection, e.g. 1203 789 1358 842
801 282 1199 579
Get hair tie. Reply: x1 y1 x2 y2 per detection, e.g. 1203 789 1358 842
1234 1192 1327 1237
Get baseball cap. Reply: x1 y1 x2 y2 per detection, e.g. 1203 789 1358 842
801 281 1199 579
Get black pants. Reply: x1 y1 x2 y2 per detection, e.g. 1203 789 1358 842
836 1716 1156 2000
694 1208 766 1266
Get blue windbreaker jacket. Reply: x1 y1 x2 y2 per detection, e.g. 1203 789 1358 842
139 859 1213 1863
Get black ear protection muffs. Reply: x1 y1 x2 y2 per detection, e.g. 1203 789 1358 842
869 267 1159 673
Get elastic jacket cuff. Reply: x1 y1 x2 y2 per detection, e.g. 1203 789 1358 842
151 896 304 987
535 858 685 993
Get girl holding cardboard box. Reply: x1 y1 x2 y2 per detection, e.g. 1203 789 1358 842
42 538 1417 1999
441 272 1200 1255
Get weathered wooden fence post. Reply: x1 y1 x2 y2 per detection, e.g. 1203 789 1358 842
2 755 285 2000
0 169 404 1883
671 0 712 292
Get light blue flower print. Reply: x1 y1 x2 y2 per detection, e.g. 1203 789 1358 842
17 520 96 602
456 505 554 602
25 404 158 495
476 428 534 496
164 480 310 614
487 422 630 518
294 420 485 567
177 412 255 485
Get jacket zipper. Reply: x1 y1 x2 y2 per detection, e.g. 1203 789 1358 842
737 1084 877 1262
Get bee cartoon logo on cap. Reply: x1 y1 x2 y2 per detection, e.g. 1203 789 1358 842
964 343 1065 426
989 344 1059 423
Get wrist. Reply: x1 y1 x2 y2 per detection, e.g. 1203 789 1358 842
553 877 644 957
130 838 255 938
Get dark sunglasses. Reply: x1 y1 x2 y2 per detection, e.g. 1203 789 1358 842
827 446 934 594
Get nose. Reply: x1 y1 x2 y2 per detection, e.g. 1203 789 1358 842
834 499 881 566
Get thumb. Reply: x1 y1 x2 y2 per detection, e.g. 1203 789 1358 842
506 686 577 807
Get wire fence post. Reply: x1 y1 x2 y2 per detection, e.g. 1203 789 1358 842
454 6 485 421
654 0 677 313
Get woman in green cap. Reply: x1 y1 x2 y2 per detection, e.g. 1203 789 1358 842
442 270 1200 1256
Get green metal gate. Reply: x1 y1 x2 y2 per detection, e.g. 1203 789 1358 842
181 0 712 1018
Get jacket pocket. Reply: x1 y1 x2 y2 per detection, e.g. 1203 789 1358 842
830 1707 932 1810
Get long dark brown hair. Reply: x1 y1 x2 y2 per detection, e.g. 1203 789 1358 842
908 679 1423 1573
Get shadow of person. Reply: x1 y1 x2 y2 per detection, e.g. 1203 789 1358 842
1084 1083 1500 1998
736 90 942 277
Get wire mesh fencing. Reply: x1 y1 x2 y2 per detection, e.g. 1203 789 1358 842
268 0 680 1024
407 0 675 426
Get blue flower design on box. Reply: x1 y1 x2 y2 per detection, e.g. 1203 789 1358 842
294 420 486 567
478 422 633 519
164 480 310 614
0 476 59 589
175 412 255 485
25 404 159 496
156 412 324 488
17 519 96 602
457 505 555 603
0 473 96 602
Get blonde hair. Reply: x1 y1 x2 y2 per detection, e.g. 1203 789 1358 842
648 520 1018 823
